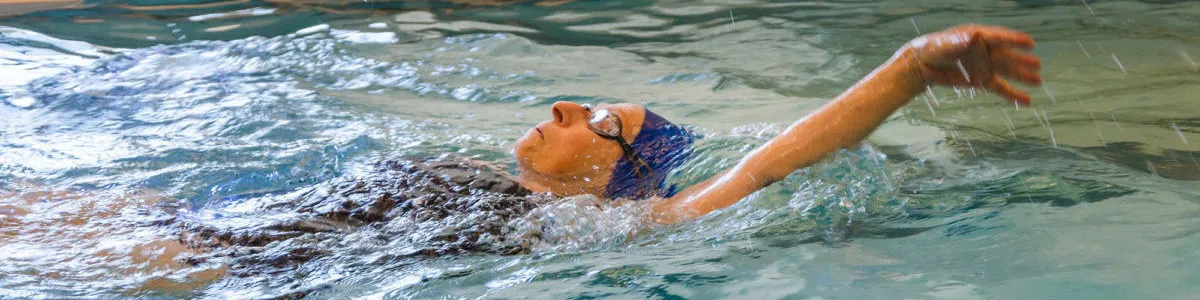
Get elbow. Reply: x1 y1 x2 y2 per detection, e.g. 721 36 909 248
650 199 702 225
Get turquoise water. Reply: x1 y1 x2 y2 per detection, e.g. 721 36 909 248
1 0 1198 298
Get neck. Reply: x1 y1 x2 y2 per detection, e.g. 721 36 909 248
513 175 552 194
515 171 609 197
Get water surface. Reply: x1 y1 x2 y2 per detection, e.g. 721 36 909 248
1 0 1198 299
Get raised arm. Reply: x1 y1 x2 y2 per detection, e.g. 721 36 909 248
652 25 1042 224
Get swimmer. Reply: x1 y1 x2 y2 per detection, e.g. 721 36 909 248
185 23 1039 260
512 24 1041 223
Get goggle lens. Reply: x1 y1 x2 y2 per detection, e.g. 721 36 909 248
586 108 621 138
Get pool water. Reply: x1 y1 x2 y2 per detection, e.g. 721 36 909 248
2 0 1198 298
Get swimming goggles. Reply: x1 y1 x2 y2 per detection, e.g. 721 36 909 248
582 104 654 177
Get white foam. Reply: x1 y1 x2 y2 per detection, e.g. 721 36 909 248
0 26 113 107
331 30 398 44
296 24 330 36
187 7 276 22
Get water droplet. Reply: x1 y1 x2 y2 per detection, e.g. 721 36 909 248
1000 109 1017 139
1041 85 1057 104
922 95 936 116
1171 122 1188 144
1038 108 1057 148
965 136 977 157
1088 110 1106 145
1049 127 1058 148
1031 108 1046 129
925 86 940 106
955 60 971 82
1183 50 1198 71
1076 40 1091 58
1190 153 1200 171
1111 112 1125 133
1111 54 1127 74
729 9 736 30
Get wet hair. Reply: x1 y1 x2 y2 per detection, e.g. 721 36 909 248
180 158 553 272
603 109 694 199
174 157 561 297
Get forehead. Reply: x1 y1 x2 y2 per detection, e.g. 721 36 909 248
595 103 642 117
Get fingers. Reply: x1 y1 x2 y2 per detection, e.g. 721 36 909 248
983 29 1035 50
993 48 1043 85
1004 67 1043 86
986 78 1031 105
996 47 1041 68
956 24 1035 50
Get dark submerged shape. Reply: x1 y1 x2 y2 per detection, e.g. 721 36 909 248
180 157 553 276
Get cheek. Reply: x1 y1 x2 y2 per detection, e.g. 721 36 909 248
539 140 596 174
538 136 619 176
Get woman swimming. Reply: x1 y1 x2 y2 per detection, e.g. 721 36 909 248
183 22 1040 261
2 24 1041 292
512 24 1041 223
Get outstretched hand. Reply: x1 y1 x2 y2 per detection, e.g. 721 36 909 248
907 24 1042 105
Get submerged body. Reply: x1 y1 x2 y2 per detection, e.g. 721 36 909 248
1 158 556 296
183 157 544 255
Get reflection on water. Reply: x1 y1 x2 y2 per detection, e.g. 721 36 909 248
2 0 1199 298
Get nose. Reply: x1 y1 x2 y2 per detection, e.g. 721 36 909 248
551 101 587 127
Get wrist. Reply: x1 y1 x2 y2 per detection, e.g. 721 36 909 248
873 46 928 100
893 45 931 88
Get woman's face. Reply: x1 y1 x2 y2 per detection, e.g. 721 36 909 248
514 101 645 196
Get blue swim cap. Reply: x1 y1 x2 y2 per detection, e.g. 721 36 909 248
604 108 694 199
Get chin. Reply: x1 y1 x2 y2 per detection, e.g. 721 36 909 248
513 135 537 167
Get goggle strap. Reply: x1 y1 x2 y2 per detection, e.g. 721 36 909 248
615 137 656 194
